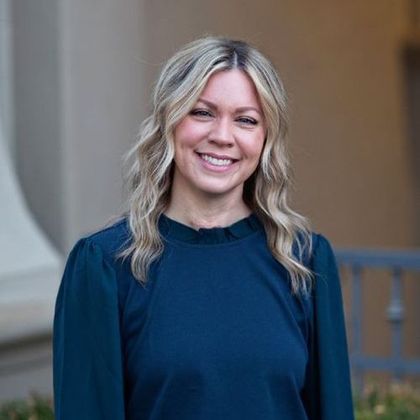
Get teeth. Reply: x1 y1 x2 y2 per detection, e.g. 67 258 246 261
201 154 233 166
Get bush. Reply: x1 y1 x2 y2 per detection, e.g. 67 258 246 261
355 382 420 420
1 384 420 419
0 395 54 420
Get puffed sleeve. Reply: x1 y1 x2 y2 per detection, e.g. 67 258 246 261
302 234 354 420
53 238 125 420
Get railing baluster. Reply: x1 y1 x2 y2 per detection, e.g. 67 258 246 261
386 267 404 382
335 248 420 392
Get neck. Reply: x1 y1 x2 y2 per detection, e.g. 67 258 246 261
165 187 251 230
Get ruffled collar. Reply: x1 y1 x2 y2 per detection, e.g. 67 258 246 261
158 213 263 245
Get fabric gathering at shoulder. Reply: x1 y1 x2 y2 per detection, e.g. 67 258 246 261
81 217 132 265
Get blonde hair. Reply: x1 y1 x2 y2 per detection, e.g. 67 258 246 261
120 36 313 294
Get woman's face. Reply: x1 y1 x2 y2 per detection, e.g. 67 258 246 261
171 69 266 202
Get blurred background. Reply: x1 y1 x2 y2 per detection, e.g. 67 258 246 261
1 0 419 410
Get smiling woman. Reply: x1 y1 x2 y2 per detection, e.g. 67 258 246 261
53 37 354 420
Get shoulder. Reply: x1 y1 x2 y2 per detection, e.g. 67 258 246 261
309 232 342 296
73 217 132 266
59 219 132 302
294 231 334 268
311 233 335 258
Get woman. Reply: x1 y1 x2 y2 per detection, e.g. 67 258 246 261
53 37 354 420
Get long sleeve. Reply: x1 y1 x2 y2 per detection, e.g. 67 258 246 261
303 234 354 420
53 238 125 420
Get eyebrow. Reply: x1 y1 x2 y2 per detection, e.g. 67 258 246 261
197 98 262 116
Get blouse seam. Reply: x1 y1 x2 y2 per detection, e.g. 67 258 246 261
87 218 128 239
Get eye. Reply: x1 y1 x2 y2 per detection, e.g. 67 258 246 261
190 108 213 118
237 116 258 126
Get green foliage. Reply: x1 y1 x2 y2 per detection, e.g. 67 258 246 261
355 383 420 420
1 384 420 420
0 394 54 420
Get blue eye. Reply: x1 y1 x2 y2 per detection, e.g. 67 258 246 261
190 109 212 117
237 117 258 125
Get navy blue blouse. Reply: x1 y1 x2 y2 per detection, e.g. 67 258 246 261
53 214 354 420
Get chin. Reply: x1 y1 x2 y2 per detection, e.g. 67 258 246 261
193 181 243 197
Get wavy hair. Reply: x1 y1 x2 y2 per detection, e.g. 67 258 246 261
120 36 313 294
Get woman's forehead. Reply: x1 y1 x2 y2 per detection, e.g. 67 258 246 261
197 69 262 112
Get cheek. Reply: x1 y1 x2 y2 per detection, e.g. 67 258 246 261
174 120 205 149
243 137 265 176
245 134 265 161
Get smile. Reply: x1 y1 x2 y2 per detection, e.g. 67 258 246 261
197 153 238 167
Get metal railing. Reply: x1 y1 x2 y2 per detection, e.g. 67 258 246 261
335 248 420 390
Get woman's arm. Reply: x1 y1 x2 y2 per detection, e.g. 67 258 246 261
53 239 125 420
302 234 354 420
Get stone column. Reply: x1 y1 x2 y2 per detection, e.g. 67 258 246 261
0 0 61 401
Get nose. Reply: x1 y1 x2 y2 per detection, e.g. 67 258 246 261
208 117 234 147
